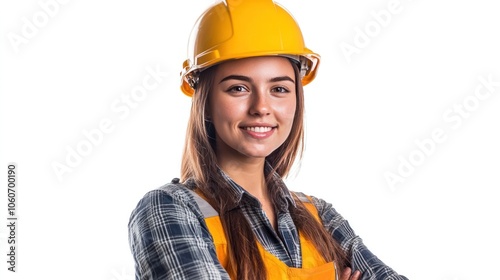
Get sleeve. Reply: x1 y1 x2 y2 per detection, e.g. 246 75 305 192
128 188 231 280
311 196 409 280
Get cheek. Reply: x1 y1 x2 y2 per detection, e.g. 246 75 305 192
214 102 237 121
211 99 245 131
276 99 297 124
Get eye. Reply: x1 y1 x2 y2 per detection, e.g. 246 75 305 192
227 85 248 93
271 86 290 93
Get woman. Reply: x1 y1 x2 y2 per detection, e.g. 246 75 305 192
128 0 408 279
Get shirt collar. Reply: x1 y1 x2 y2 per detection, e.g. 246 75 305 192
217 162 297 212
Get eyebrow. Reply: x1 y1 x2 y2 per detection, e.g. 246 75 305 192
218 75 295 84
269 76 295 83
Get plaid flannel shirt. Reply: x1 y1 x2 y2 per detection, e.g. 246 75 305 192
128 172 408 280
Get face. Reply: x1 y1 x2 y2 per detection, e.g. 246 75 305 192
208 56 297 164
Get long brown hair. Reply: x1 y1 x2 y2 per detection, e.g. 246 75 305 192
181 58 348 279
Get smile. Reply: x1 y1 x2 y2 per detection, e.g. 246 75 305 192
244 126 274 132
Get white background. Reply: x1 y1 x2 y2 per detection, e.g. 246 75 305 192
1 0 499 279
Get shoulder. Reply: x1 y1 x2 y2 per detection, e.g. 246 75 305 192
292 191 347 228
133 180 193 207
128 178 204 227
291 191 336 213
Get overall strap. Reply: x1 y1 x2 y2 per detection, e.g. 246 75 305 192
186 188 232 273
294 192 322 223
187 188 337 280
186 188 219 218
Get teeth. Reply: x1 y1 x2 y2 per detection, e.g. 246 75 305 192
245 126 272 132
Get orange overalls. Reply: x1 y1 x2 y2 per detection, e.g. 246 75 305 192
189 190 338 280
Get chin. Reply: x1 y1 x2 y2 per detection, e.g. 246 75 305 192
241 148 277 159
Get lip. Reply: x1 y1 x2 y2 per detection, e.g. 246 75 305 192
240 123 277 139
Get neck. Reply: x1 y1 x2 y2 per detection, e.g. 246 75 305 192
217 158 268 200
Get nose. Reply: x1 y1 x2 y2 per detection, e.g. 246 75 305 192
249 90 270 116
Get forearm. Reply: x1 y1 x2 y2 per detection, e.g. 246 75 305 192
312 196 408 280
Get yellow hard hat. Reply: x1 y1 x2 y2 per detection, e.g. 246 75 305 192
180 0 321 96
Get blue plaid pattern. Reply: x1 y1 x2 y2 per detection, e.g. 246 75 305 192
128 173 408 280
